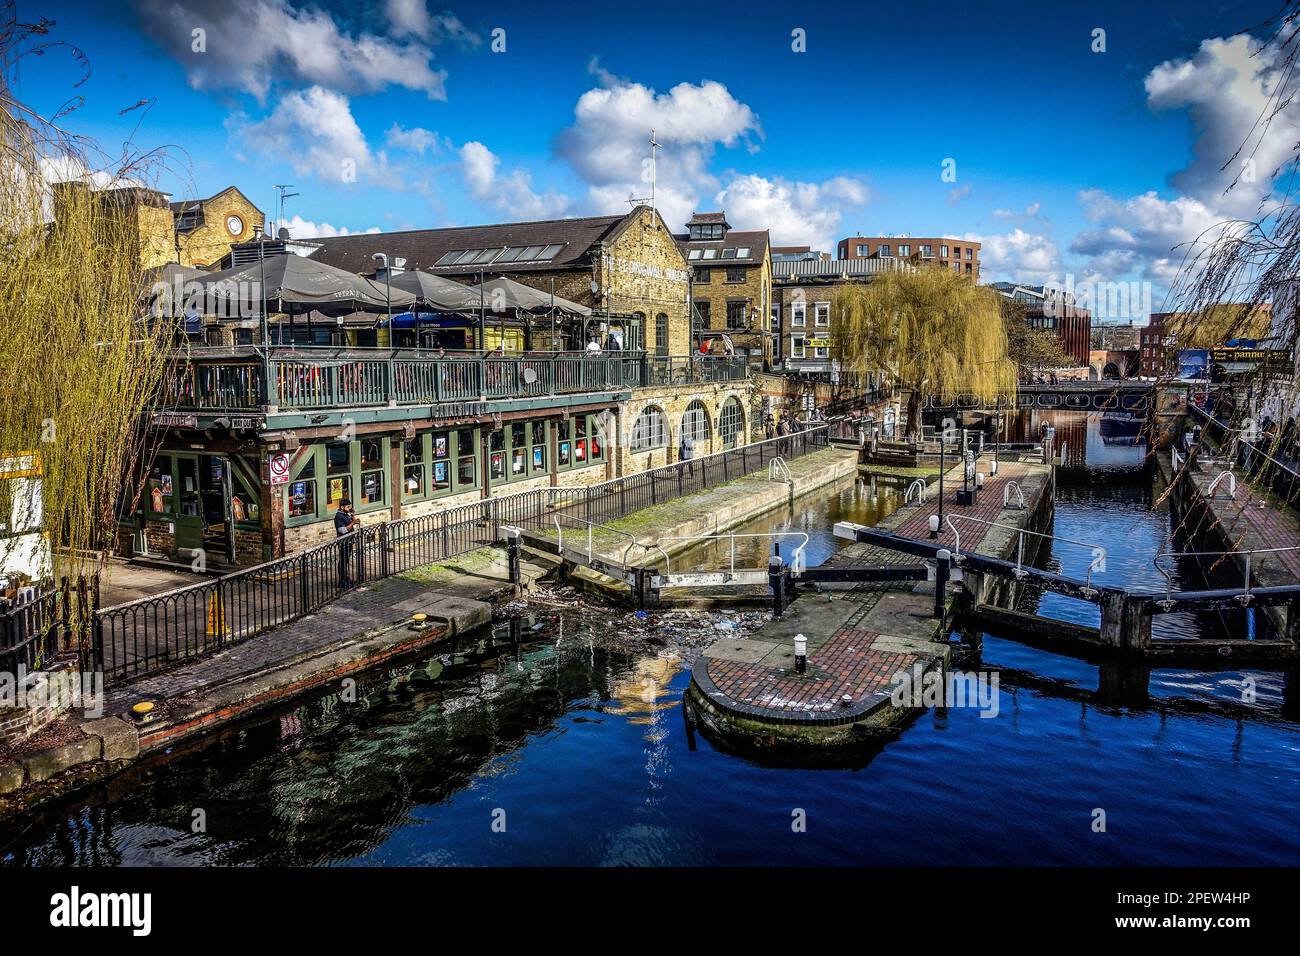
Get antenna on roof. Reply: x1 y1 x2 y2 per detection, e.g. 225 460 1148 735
273 183 300 236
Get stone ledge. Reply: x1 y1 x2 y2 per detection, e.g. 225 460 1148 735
21 734 101 784
0 759 23 795
79 717 140 762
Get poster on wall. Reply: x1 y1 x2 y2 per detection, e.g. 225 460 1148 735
329 478 346 504
532 447 544 469
231 496 246 522
434 435 448 458
434 461 448 483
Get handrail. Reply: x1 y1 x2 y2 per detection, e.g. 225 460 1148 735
552 513 638 567
905 478 928 506
944 513 1107 593
1151 544 1300 603
650 531 811 577
769 457 793 483
1003 481 1025 510
1206 469 1236 499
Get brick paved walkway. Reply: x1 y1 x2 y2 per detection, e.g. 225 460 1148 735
1184 457 1300 581
707 628 914 713
698 454 1050 721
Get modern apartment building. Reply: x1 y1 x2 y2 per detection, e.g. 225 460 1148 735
836 235 981 279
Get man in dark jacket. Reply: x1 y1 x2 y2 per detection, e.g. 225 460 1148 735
336 499 360 587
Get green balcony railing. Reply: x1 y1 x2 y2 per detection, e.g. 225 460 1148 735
162 349 748 412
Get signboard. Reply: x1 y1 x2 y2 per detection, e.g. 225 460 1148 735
268 452 291 485
806 338 832 349
1178 349 1209 380
153 412 199 429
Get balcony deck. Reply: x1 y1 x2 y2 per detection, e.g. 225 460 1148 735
164 348 748 413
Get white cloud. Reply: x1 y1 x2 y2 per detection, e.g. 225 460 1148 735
385 1 479 45
281 215 381 238
458 141 569 220
970 228 1065 285
555 74 762 227
233 86 397 187
132 0 449 101
713 173 871 250
386 123 445 155
1066 34 1297 290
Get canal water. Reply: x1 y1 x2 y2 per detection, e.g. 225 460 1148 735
4 412 1299 866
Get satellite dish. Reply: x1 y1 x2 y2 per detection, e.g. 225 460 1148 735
590 280 599 295
278 227 290 240
522 368 538 384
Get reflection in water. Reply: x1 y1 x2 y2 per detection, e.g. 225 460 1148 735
5 412 1300 866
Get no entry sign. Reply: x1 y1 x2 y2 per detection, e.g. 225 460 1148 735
268 452 291 485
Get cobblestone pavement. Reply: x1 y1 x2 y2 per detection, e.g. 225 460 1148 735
700 456 1049 718
101 576 462 715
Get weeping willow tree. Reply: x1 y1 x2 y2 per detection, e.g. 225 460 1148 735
833 267 1017 436
0 10 175 583
1165 4 1300 415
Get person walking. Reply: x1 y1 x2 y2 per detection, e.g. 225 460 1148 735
679 426 695 478
336 498 360 588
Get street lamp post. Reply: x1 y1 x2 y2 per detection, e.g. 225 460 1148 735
372 253 393 349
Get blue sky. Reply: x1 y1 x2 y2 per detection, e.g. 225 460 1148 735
11 0 1287 318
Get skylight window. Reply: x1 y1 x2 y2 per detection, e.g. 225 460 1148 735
688 249 702 260
702 249 718 259
736 247 751 258
721 248 737 259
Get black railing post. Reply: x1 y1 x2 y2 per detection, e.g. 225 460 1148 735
934 548 950 626
379 521 391 578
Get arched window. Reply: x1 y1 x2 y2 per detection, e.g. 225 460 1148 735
682 400 712 446
719 397 745 448
655 313 669 356
630 405 668 451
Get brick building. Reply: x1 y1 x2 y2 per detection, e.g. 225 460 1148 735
1140 313 1177 377
836 234 981 279
310 205 691 355
120 206 745 566
170 187 267 267
674 212 774 367
993 282 1092 366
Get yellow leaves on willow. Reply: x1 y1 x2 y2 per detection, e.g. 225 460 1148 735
0 95 175 578
832 268 1017 407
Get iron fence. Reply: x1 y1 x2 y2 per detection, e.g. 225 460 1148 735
1 576 97 678
94 426 829 683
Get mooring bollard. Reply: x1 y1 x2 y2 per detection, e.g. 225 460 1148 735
934 548 951 623
769 552 786 618
504 526 521 589
794 633 807 674
928 514 940 539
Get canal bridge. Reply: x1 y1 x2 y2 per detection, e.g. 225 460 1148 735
925 381 1155 413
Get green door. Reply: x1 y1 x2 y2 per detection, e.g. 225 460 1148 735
174 454 204 557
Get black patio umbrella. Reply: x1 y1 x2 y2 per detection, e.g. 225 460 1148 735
461 276 591 316
386 269 480 312
195 253 416 315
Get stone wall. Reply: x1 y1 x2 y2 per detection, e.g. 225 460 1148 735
691 251 773 362
619 380 758 471
0 662 82 749
597 207 692 355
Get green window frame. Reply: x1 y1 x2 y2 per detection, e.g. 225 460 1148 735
404 427 477 502
285 437 396 526
488 420 551 487
144 454 177 518
557 412 607 473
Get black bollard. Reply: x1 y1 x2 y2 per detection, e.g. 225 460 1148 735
769 552 786 618
934 548 951 625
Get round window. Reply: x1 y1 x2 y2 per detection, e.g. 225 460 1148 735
226 214 244 236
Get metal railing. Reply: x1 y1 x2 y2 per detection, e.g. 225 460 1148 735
164 349 748 411
0 576 97 676
1151 545 1300 603
943 513 1108 593
94 426 831 683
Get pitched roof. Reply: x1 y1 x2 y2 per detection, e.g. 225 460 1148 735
688 211 729 225
674 228 769 264
306 212 631 275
